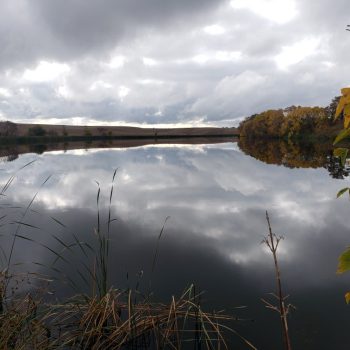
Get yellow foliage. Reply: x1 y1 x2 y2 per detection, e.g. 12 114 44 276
345 115 350 129
341 87 350 95
345 292 350 304
335 88 350 122
239 106 328 139
334 88 350 144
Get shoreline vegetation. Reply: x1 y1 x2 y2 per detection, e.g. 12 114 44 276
238 96 343 141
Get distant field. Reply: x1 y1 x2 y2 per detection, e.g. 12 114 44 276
14 123 239 138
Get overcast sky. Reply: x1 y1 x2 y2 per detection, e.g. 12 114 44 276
0 0 349 127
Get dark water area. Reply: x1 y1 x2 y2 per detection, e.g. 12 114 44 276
1 139 350 349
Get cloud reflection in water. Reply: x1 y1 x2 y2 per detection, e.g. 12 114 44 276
0 142 349 348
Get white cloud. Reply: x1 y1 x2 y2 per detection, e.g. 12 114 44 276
177 48 243 66
275 37 320 70
137 79 164 85
56 84 72 99
215 51 242 61
142 57 159 66
0 87 12 98
22 61 70 82
89 80 113 91
230 0 297 24
108 55 126 69
192 54 210 64
322 61 335 69
203 24 226 35
118 85 130 101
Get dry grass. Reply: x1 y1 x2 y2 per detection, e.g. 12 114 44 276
0 284 256 350
0 166 256 349
261 212 294 350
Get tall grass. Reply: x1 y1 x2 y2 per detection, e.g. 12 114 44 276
0 167 256 349
0 282 256 349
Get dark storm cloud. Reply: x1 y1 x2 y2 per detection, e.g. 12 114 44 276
0 0 226 68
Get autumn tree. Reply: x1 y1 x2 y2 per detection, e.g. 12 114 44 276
239 104 332 139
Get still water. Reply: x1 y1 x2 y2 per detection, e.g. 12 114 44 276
0 139 349 349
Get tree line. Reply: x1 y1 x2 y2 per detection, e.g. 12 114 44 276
239 97 341 139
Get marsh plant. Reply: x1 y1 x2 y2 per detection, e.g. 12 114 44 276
262 212 293 350
0 165 255 349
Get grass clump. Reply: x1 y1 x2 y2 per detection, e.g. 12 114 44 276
0 284 245 349
0 165 255 349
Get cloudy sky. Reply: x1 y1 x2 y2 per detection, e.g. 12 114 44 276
0 0 349 127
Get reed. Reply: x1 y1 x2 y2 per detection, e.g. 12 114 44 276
0 168 256 349
261 211 293 350
0 282 256 349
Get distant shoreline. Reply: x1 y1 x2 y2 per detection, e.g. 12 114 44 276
1 122 239 140
0 135 239 161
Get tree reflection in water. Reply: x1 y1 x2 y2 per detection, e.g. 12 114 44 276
238 137 349 179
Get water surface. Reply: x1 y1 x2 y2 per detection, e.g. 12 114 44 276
0 139 349 349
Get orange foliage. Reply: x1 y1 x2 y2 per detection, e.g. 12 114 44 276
239 106 332 139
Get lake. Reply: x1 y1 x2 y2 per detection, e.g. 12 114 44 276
0 138 349 349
